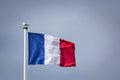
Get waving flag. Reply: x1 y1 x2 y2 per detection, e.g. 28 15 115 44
28 32 76 67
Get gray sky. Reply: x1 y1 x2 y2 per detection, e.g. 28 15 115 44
0 0 120 80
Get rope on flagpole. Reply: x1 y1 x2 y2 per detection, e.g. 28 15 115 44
23 22 29 80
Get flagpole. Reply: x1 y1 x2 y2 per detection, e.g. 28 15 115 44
23 22 29 80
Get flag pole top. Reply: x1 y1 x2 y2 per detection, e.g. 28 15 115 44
23 22 29 29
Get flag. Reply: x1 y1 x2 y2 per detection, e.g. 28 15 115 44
28 32 76 67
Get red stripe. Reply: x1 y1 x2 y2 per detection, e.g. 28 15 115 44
60 39 76 67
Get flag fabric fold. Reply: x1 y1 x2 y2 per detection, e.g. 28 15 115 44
28 32 76 67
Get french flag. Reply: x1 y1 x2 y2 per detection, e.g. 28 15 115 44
28 32 76 67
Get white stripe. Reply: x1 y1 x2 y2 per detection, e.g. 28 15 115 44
44 34 60 65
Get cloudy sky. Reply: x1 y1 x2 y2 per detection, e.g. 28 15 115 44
0 0 120 80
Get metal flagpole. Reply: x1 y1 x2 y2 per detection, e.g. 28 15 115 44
23 22 29 80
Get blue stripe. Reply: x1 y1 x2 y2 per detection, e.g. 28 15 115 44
28 32 45 65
